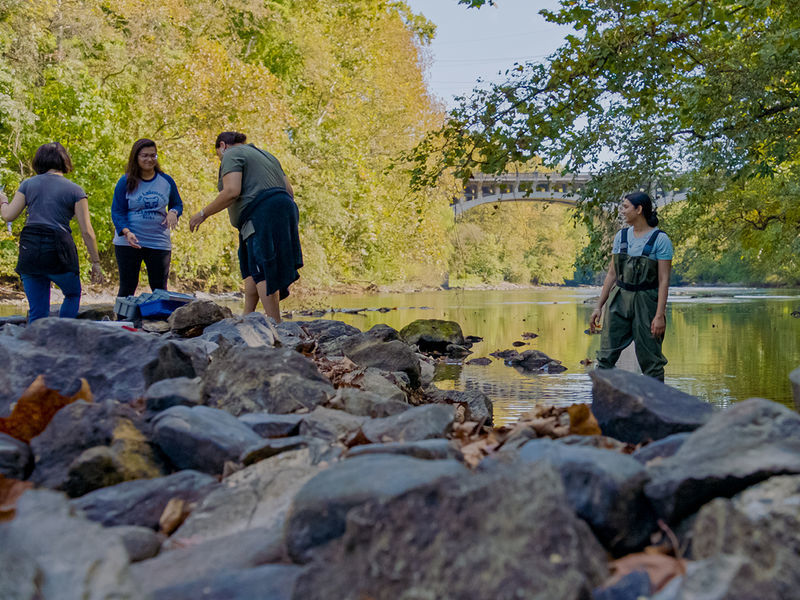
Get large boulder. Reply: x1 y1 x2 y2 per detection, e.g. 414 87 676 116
590 368 715 444
299 319 361 345
199 312 278 348
645 398 800 523
331 387 409 419
514 438 656 553
30 400 166 496
168 300 233 337
293 463 608 599
169 448 325 548
352 367 409 403
689 474 800 597
509 349 567 374
285 454 468 562
0 318 209 415
152 405 263 474
0 489 143 599
318 323 400 356
202 345 334 415
71 470 220 529
399 319 465 353
0 432 32 479
361 404 455 444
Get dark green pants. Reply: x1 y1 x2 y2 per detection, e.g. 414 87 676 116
596 286 667 380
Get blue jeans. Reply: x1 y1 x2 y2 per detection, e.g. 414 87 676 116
21 272 82 322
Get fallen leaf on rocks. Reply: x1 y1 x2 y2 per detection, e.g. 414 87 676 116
315 356 366 388
159 498 190 535
605 549 687 592
0 475 34 522
343 428 371 449
567 404 602 436
454 404 467 424
0 375 93 443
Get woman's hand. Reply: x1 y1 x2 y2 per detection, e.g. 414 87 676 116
589 307 603 333
90 262 105 284
123 229 141 249
189 210 206 232
651 313 666 339
163 209 179 230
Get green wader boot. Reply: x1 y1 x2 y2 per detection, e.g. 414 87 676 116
596 229 667 381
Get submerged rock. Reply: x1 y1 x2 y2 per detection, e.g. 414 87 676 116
399 319 465 355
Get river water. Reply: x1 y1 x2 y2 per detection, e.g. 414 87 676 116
284 287 800 426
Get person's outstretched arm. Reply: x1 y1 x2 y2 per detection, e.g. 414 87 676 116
189 172 242 231
1 191 26 222
74 197 104 284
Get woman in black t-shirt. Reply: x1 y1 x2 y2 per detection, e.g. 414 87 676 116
0 143 104 322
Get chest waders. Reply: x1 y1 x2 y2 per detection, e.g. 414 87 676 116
596 228 667 381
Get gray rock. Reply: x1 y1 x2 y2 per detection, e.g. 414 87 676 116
299 406 367 442
0 546 41 600
108 525 163 562
133 526 286 595
651 554 779 600
362 404 455 444
145 376 203 412
345 339 422 388
346 439 462 461
0 489 143 599
153 405 264 474
515 438 656 553
169 449 324 548
332 387 409 418
285 454 468 562
240 436 324 466
0 432 32 479
299 319 361 344
427 387 494 425
0 318 209 416
591 368 714 444
319 323 400 356
199 312 278 347
142 341 209 387
467 357 492 365
632 432 691 465
645 398 800 523
510 349 567 373
30 400 165 494
556 434 630 452
151 564 303 600
593 570 652 600
71 469 220 529
689 475 800 597
202 345 334 415
418 355 435 386
354 367 409 403
238 412 304 438
293 462 607 599
168 300 234 337
274 320 308 349
399 318 465 353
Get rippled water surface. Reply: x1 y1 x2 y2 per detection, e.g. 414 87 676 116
285 287 800 426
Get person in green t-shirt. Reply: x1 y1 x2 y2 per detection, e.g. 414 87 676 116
189 132 302 322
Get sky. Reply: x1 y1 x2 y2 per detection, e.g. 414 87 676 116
404 0 570 108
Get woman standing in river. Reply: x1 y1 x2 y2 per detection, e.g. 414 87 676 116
589 191 673 381
188 131 302 323
0 142 104 322
112 138 183 297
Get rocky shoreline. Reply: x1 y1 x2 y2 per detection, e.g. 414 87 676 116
1 300 799 599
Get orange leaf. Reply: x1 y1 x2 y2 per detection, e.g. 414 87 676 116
0 375 93 443
0 475 34 522
567 403 602 436
159 497 190 535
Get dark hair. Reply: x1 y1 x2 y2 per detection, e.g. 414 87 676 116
215 131 247 148
125 139 162 193
32 143 73 175
624 191 659 227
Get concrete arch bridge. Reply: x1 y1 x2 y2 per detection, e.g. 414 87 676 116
452 172 688 216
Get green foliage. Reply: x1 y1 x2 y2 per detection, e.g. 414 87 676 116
0 0 451 290
412 0 800 282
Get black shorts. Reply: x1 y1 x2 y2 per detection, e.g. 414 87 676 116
238 233 267 284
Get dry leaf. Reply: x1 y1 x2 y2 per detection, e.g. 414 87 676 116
606 551 687 592
159 498 190 534
0 375 92 443
0 475 34 522
567 403 602 436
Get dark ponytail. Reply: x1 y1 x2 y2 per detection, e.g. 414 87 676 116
625 191 659 227
215 131 247 148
